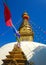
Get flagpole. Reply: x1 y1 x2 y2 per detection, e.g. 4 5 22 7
12 24 21 47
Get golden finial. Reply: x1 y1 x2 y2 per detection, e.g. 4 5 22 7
22 12 29 20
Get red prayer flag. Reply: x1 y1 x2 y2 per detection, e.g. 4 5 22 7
4 2 20 38
4 3 12 26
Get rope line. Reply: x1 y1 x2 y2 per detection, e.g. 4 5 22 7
15 18 22 26
15 18 22 29
0 28 11 36
29 20 46 43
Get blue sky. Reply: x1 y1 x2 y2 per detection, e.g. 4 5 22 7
0 0 46 47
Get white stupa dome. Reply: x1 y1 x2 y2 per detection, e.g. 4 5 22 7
0 41 46 65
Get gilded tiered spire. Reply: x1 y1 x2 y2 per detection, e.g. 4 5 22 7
2 44 30 65
19 12 34 41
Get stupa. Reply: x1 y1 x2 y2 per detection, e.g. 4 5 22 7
2 12 34 65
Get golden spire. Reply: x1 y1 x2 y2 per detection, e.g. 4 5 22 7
19 12 34 41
